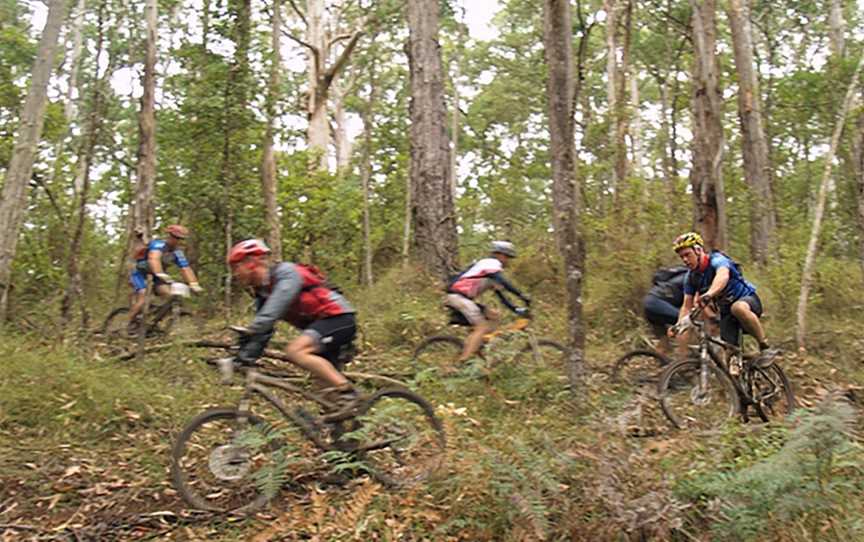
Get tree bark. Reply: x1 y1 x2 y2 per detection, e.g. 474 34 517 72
0 0 67 321
406 0 458 277
543 0 587 389
795 52 864 350
261 0 283 260
855 101 864 279
727 0 775 265
688 0 727 251
604 0 631 200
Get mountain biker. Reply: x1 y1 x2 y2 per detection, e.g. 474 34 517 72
445 240 531 368
643 265 688 358
670 232 776 367
127 224 203 335
227 239 358 408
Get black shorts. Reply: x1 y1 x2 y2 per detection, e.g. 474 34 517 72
303 313 357 370
719 294 763 345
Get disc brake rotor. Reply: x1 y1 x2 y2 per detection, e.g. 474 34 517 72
209 445 251 481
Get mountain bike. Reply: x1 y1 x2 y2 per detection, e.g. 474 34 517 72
412 310 568 383
171 342 446 514
657 303 795 430
100 282 193 339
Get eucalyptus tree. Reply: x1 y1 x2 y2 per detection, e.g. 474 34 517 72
130 0 158 245
543 0 586 386
406 0 458 277
261 0 284 260
688 0 727 250
0 0 67 321
727 0 775 265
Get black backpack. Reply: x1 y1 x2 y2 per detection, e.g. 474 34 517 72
652 266 688 286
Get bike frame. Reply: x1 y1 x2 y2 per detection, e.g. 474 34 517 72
687 311 773 422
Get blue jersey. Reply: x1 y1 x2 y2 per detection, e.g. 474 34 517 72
684 252 755 306
134 239 189 274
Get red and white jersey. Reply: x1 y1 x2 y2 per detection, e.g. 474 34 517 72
448 258 503 299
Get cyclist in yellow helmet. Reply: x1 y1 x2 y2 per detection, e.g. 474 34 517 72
670 232 777 368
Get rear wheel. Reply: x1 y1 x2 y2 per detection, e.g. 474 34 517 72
101 307 130 338
612 349 670 388
352 388 446 488
411 336 464 373
658 359 739 431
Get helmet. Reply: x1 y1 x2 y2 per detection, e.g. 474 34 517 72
165 224 189 239
672 231 704 252
490 240 517 258
228 239 271 265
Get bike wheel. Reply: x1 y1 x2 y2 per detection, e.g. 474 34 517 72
101 307 130 337
658 359 739 431
513 339 569 386
352 388 445 488
171 407 308 513
612 349 670 388
747 363 796 422
411 336 464 373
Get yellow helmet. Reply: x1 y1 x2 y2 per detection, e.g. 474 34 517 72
672 231 704 252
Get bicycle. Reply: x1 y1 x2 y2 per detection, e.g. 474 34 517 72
656 303 795 430
412 309 568 382
101 282 193 339
171 340 446 514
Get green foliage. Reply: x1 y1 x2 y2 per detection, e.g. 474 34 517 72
676 400 864 541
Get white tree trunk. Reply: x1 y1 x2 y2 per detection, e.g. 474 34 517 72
795 52 864 350
0 0 67 321
261 0 283 260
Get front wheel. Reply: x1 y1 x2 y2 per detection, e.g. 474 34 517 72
512 339 569 386
171 407 301 513
658 359 739 431
746 363 796 422
411 336 464 373
352 388 446 489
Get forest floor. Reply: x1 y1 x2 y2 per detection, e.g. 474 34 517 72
2 280 863 541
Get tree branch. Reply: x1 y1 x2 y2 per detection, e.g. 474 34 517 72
30 173 66 222
322 30 363 93
286 0 306 27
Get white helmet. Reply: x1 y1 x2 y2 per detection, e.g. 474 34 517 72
490 240 517 258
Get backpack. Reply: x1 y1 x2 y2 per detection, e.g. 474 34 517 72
296 263 342 294
652 266 688 286
445 261 477 292
686 250 743 293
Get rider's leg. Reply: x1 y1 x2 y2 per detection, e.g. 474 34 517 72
285 334 350 387
458 306 498 363
730 296 768 348
128 290 147 325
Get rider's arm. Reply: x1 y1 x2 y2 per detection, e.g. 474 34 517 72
703 266 730 302
148 249 165 275
494 290 520 313
180 267 198 284
246 263 303 335
488 272 528 302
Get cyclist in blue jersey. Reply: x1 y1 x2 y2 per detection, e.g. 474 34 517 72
127 224 203 335
670 232 776 367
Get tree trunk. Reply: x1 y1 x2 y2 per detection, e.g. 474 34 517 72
129 0 158 249
406 0 458 277
332 76 354 171
795 52 864 350
0 0 67 321
60 3 109 331
688 0 727 251
306 0 328 169
727 0 775 265
543 0 587 389
855 101 864 280
360 56 378 287
604 0 631 200
221 0 252 312
828 0 845 58
629 75 643 180
261 0 283 260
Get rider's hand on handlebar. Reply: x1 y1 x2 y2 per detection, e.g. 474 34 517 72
228 325 253 336
189 281 204 294
155 272 173 284
515 307 530 316
696 293 714 308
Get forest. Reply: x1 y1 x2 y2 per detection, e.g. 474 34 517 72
1 0 863 540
